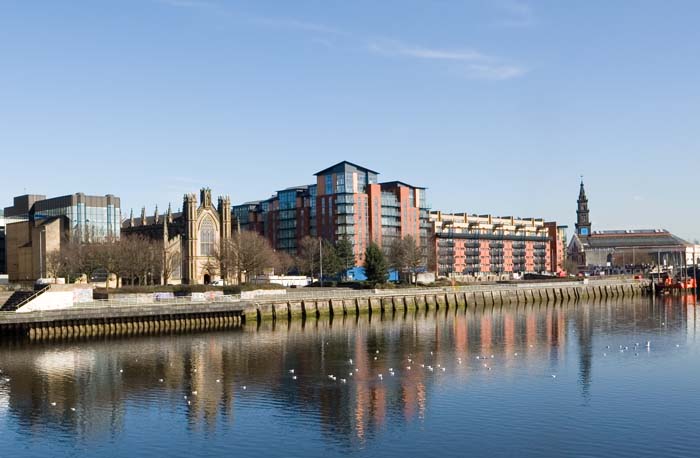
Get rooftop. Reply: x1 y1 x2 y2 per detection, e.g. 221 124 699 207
314 160 379 176
580 229 689 249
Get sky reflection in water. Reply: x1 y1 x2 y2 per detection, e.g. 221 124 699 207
1 295 699 458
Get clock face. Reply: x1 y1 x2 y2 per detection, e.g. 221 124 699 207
580 228 589 235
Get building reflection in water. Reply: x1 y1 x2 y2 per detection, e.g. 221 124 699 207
0 296 695 447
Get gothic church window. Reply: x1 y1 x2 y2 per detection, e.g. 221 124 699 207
200 218 215 256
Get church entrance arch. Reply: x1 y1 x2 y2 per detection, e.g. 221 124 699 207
204 274 211 284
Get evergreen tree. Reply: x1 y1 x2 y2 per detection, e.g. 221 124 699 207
335 237 356 279
321 239 341 279
364 242 388 286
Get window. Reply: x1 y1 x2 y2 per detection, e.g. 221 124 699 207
200 218 216 256
325 175 333 194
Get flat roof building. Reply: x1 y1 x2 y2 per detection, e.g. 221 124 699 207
567 181 694 269
3 192 121 282
233 161 429 264
430 211 565 278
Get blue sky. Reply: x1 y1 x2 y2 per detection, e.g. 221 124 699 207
1 0 699 241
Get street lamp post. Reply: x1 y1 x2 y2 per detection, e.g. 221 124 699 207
319 238 324 287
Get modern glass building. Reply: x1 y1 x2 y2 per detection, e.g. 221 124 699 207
4 193 121 241
233 161 429 263
3 192 121 281
0 209 6 274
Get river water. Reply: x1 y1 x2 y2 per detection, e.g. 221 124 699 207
1 296 699 458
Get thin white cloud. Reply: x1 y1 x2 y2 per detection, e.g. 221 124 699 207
152 2 527 81
493 0 536 28
369 39 527 80
463 63 528 80
155 0 213 8
398 47 486 62
247 15 348 36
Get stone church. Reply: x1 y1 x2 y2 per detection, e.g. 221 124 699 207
121 188 232 285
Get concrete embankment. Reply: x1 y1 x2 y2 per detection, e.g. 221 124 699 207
0 279 647 340
0 301 245 340
241 279 647 322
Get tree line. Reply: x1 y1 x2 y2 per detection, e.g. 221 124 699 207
45 234 176 287
45 230 428 287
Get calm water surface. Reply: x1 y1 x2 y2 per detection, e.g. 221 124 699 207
1 296 700 457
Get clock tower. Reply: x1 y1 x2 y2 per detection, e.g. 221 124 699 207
575 179 592 236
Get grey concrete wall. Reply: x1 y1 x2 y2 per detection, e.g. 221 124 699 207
1 279 649 334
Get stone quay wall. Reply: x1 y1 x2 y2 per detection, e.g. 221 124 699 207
241 279 648 322
0 279 647 340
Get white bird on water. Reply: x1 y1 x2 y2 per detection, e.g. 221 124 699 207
289 369 295 374
292 376 297 380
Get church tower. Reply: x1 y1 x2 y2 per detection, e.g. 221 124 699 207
575 180 592 236
183 193 198 284
218 195 231 240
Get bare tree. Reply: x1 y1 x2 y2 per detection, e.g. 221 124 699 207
388 235 426 284
274 250 296 276
228 230 278 284
297 236 319 277
45 249 65 283
161 241 181 285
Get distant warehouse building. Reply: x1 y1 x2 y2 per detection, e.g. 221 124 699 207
3 193 121 282
430 211 566 279
568 230 698 270
567 180 698 270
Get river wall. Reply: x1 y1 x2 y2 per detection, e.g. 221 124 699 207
0 279 647 340
242 279 647 322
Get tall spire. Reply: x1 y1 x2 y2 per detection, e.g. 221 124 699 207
154 205 159 224
129 209 134 227
166 203 173 223
575 178 592 236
